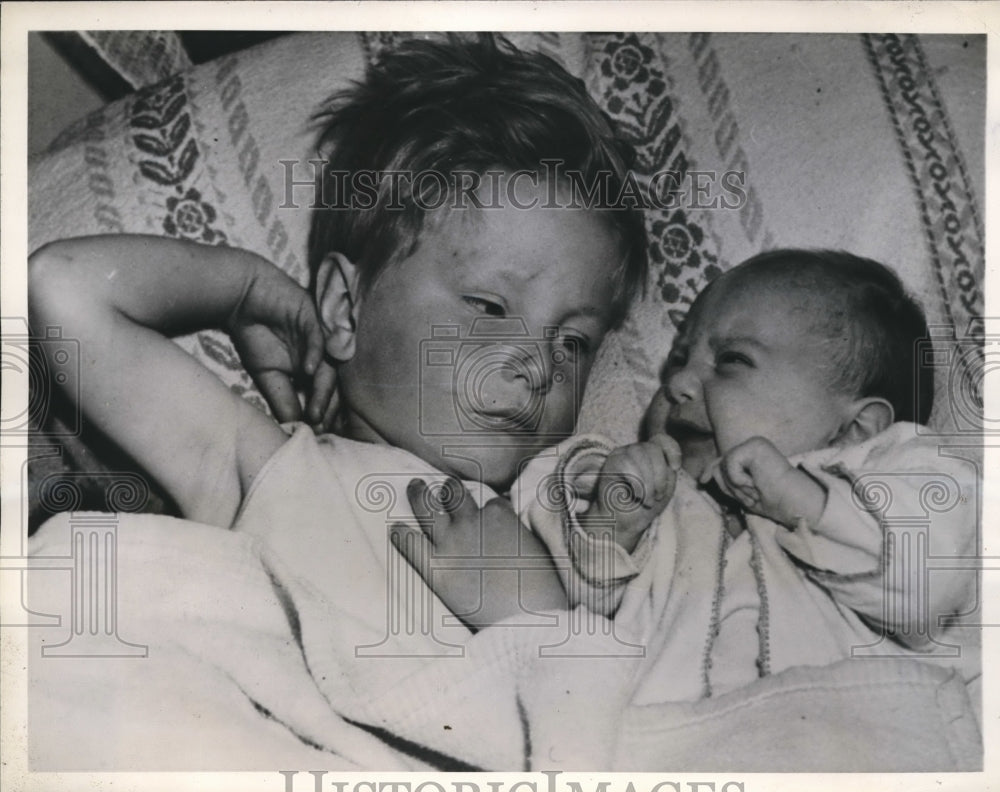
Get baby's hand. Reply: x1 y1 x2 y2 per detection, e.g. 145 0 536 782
390 477 566 632
700 437 825 528
577 433 681 553
225 264 337 431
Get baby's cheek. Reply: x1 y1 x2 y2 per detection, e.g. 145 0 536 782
642 390 671 438
704 390 752 451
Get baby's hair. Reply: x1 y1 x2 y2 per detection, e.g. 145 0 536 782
727 249 933 425
307 33 647 325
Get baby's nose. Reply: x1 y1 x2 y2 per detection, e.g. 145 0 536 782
664 365 700 404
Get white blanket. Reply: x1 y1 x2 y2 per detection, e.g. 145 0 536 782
28 513 981 771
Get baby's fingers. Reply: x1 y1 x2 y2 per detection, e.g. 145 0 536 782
598 449 646 509
638 437 680 503
648 433 683 473
712 456 760 509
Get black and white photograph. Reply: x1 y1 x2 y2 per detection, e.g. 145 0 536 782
1 2 995 790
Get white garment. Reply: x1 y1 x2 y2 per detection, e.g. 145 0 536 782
517 423 981 703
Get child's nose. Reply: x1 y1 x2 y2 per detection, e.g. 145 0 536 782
497 343 554 394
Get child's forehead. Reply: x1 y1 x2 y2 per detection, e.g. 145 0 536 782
420 200 619 275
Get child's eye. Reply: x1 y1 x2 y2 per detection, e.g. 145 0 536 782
462 296 506 316
665 348 688 371
558 333 592 359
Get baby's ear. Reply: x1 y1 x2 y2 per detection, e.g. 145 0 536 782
836 397 895 446
315 252 361 361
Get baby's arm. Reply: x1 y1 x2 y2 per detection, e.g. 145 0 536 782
700 436 825 528
576 434 681 552
390 477 566 631
29 235 323 527
705 435 978 648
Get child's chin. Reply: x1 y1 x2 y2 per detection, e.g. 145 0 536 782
438 447 531 493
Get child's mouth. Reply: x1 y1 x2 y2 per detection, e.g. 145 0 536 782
474 407 537 432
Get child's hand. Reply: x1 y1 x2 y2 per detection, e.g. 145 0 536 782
577 433 681 553
699 437 825 527
390 477 566 631
226 265 337 430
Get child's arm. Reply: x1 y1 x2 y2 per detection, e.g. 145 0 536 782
390 477 566 631
29 235 325 527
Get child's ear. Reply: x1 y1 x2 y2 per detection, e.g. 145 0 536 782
834 397 895 446
315 252 362 361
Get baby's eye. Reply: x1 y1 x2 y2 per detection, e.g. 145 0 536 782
462 296 506 317
716 350 753 369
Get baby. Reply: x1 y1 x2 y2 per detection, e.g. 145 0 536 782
398 249 979 700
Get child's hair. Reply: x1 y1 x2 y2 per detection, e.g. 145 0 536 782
726 249 934 425
307 33 647 326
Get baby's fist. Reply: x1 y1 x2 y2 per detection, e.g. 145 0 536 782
700 437 824 527
579 433 681 552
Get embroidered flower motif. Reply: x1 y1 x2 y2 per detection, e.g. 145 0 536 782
163 187 223 244
601 35 655 91
648 210 705 275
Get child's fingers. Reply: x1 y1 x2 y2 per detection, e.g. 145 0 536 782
317 387 340 433
256 370 302 423
295 299 325 377
405 476 471 543
437 476 471 516
389 523 433 587
405 479 444 540
302 330 323 377
306 359 338 426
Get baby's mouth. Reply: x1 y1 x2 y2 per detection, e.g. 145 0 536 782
665 418 714 443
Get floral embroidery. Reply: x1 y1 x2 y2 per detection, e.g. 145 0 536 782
602 35 655 91
163 187 227 244
649 210 713 275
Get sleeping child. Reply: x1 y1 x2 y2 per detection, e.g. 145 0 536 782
395 248 980 702
28 34 647 696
